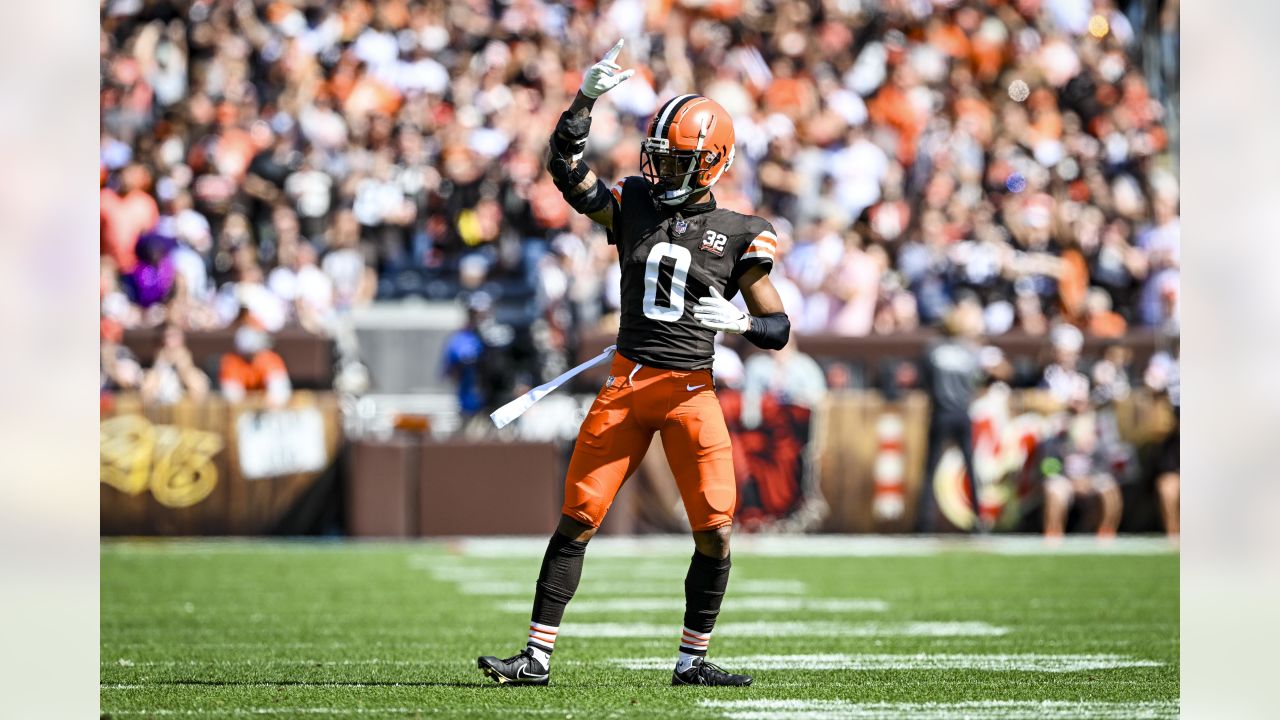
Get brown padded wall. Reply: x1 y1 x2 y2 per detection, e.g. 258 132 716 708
346 438 421 537
418 441 561 536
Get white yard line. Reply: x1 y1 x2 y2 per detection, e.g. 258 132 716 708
103 709 567 717
103 659 464 667
495 597 889 614
698 699 1179 720
101 682 460 690
617 652 1162 672
103 710 420 717
410 558 685 581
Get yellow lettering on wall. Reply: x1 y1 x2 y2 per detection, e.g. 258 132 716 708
100 415 155 496
100 415 225 508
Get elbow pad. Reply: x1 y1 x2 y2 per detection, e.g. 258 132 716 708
547 149 611 216
551 110 592 161
744 312 790 350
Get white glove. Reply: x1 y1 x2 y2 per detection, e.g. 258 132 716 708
693 287 751 334
580 39 636 99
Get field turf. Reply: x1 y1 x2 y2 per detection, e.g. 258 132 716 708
101 537 1178 719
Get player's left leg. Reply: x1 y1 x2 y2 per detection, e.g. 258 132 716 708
660 383 752 687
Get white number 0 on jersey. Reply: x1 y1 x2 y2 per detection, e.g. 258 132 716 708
642 242 692 322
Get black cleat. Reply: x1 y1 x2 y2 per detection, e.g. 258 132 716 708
477 649 549 686
671 658 753 686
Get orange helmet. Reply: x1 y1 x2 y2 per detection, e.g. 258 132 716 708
641 94 736 206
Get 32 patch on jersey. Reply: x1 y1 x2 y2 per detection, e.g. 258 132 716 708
700 230 728 257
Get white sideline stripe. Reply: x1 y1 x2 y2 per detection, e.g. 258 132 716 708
560 621 1006 639
617 653 1162 672
102 535 1178 558
496 597 889 614
698 699 1179 720
454 579 807 595
451 535 1179 558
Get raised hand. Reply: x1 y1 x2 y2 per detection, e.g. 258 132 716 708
580 39 636 99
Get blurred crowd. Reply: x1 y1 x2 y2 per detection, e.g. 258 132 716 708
101 0 1179 359
100 0 1179 534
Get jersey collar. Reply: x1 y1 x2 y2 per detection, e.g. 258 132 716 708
675 193 717 217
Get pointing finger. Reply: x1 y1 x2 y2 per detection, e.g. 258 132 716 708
602 38 624 63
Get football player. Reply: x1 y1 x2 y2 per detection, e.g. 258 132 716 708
478 40 789 687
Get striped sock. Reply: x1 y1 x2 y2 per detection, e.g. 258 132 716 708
676 626 711 672
527 622 558 666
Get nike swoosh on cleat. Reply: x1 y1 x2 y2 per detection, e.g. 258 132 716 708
515 666 548 682
686 384 706 391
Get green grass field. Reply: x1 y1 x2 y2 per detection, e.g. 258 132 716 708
101 537 1178 719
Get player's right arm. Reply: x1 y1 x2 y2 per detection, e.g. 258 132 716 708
546 40 635 231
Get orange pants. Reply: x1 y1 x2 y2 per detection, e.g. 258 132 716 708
562 352 735 531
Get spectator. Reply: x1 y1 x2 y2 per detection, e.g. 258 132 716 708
1039 385 1125 540
141 322 210 406
122 229 177 312
101 164 159 274
917 300 989 533
1145 351 1180 537
1041 323 1090 407
322 209 377 312
1084 287 1127 338
216 262 287 333
270 238 336 335
220 314 292 408
1087 342 1129 400
285 154 335 243
442 293 491 423
100 319 143 396
1136 193 1180 327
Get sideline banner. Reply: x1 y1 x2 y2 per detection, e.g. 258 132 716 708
625 390 827 533
100 392 341 535
621 388 1176 534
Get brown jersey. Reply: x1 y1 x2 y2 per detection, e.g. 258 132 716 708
606 175 777 370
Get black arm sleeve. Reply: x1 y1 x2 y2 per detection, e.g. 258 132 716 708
744 312 790 351
546 110 611 216
547 152 612 215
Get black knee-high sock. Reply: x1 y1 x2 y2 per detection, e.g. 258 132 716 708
680 551 732 656
530 531 589 630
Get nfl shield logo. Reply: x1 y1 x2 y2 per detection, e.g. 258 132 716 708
673 218 689 235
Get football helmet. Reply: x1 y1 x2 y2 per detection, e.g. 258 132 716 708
641 94 736 206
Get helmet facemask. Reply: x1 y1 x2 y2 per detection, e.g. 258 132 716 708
640 136 720 206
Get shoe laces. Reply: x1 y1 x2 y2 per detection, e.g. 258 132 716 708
505 648 534 664
696 659 732 676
